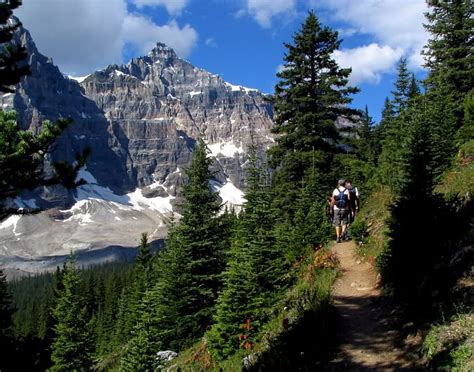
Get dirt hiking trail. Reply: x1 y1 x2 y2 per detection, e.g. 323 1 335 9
328 241 418 371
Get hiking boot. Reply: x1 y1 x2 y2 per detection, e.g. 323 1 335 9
336 237 341 243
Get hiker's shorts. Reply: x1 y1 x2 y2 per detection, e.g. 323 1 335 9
333 209 349 227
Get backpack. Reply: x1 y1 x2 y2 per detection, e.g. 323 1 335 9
336 188 347 209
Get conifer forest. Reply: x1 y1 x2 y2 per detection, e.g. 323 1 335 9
0 0 472 370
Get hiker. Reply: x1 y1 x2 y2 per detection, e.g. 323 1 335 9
345 179 360 225
330 179 351 243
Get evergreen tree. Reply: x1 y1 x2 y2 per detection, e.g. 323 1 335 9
378 96 445 306
377 59 420 192
50 256 93 371
423 0 473 114
391 58 412 115
0 269 14 371
372 97 395 162
120 288 162 372
0 0 30 92
208 146 287 359
129 233 154 326
426 85 458 177
0 110 90 214
457 90 474 144
123 139 228 362
357 105 376 164
115 233 155 363
0 1 89 215
269 11 359 215
408 73 421 100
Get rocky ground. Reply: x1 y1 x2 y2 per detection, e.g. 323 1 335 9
328 241 421 370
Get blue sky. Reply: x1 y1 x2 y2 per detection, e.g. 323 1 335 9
16 0 430 122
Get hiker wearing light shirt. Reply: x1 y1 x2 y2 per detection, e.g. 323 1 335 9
330 179 351 243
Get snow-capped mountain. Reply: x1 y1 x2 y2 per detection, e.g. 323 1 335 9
0 25 269 276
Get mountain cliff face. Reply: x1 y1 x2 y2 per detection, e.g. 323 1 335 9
79 43 274 192
1 27 274 197
0 26 274 275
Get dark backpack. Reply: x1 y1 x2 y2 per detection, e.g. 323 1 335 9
336 188 347 209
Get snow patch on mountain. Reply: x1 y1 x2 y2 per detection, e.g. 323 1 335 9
225 82 259 94
0 215 22 236
211 179 245 207
207 141 245 158
68 75 90 83
71 168 175 215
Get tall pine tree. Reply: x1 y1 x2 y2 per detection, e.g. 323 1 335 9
423 0 473 115
377 59 420 192
122 139 230 368
391 58 412 115
269 11 359 215
0 269 15 371
208 145 287 359
50 256 93 371
0 0 89 215
0 0 30 92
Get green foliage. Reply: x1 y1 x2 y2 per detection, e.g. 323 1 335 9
378 97 442 301
124 139 232 362
0 0 30 93
376 59 421 193
208 148 287 359
0 269 15 371
355 105 377 164
0 3 90 212
120 289 162 372
246 249 338 370
457 90 474 145
391 58 413 115
436 140 474 202
423 0 473 122
50 256 93 371
286 171 333 261
422 313 473 371
0 112 79 204
349 218 369 244
350 187 393 261
171 249 338 371
268 11 359 215
0 269 13 338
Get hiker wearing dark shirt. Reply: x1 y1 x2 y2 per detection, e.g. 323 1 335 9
345 179 360 224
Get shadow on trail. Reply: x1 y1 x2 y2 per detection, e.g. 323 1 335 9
247 294 415 371
323 294 417 371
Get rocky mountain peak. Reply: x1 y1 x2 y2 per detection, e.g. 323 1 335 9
147 42 178 61
0 25 277 274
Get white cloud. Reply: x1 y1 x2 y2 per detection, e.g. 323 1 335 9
333 43 403 85
132 0 189 15
123 15 198 58
243 0 297 28
15 0 198 76
316 0 428 69
205 37 217 48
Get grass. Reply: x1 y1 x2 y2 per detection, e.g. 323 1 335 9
167 248 339 371
349 186 394 264
422 312 474 371
436 140 474 203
